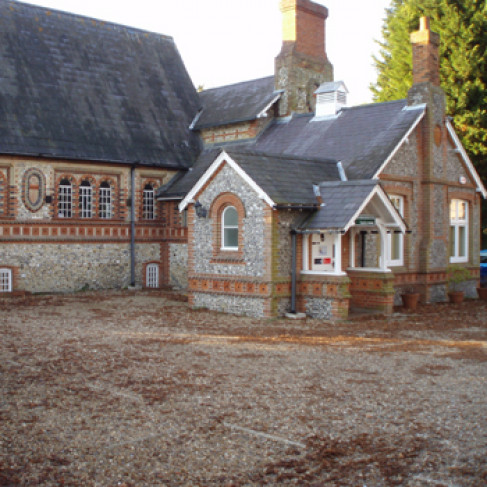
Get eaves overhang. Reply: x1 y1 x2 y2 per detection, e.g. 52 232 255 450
445 118 487 199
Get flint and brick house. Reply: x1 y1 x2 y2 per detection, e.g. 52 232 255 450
0 0 200 293
1 0 485 320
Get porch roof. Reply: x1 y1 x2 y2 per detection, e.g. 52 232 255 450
298 180 406 233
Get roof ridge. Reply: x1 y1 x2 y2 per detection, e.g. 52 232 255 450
340 98 408 111
225 148 338 166
6 0 174 41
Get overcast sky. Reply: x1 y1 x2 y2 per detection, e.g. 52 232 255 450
22 0 392 106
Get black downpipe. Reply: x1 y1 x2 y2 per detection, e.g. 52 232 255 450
130 165 136 287
290 230 297 314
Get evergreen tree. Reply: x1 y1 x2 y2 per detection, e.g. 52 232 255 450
372 0 487 242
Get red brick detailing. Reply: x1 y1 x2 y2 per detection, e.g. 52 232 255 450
348 270 395 314
0 222 165 244
188 277 275 298
209 192 246 261
410 17 440 86
0 170 7 217
296 274 351 320
280 0 328 61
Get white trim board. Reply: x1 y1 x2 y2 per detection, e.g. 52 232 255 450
179 150 276 211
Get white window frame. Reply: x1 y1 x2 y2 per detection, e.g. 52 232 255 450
99 183 112 219
0 268 12 293
58 179 72 218
79 181 93 218
450 199 468 263
143 185 155 220
386 195 404 267
146 264 159 288
221 206 239 251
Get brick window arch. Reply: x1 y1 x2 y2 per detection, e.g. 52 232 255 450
209 193 245 259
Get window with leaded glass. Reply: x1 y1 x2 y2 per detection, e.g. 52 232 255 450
79 180 93 218
99 181 112 219
143 184 155 220
58 179 72 218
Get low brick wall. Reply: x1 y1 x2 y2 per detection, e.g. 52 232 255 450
348 270 395 314
297 274 351 320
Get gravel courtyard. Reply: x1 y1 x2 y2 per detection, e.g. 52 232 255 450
1 291 486 486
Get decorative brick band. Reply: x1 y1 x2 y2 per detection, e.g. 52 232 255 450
189 277 270 297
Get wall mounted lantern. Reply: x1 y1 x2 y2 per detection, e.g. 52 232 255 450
194 201 207 218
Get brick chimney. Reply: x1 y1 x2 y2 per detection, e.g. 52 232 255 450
408 17 447 276
275 0 333 116
410 16 440 86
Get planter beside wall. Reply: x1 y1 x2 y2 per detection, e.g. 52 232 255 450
401 293 420 310
448 291 464 304
477 287 487 301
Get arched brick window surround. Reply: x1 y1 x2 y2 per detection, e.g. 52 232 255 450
209 193 246 260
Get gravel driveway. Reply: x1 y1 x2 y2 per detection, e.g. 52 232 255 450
1 291 486 486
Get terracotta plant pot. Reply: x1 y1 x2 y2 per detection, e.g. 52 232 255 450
401 293 420 310
448 291 464 304
477 287 487 301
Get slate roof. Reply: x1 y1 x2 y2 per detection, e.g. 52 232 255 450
252 100 425 179
192 77 279 130
300 180 378 230
159 147 341 206
0 0 201 168
224 149 340 205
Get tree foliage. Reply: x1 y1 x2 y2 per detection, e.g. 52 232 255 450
371 0 487 185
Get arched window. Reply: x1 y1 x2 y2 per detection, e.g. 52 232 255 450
58 178 72 218
0 268 12 293
146 263 159 288
143 183 155 220
222 206 239 250
79 180 93 218
99 181 112 219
